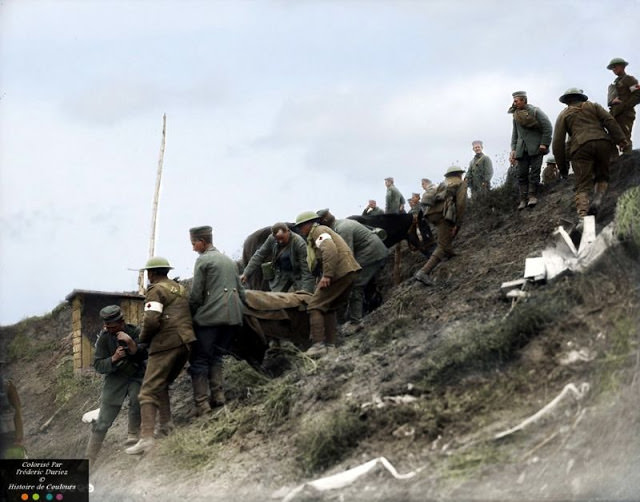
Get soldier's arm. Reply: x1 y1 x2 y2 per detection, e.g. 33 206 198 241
315 229 338 279
537 108 553 149
93 333 118 374
189 258 207 314
552 113 569 177
455 180 468 227
595 103 627 145
483 156 493 184
244 235 274 279
140 286 165 344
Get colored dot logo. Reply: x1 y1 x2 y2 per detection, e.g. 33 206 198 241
32 495 40 500
21 495 28 501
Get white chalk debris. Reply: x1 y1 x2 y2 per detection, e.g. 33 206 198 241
278 457 416 502
82 408 100 424
494 382 590 439
501 216 618 293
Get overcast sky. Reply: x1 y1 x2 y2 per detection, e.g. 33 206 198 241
1 0 638 325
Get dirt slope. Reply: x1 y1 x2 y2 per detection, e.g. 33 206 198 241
1 152 639 502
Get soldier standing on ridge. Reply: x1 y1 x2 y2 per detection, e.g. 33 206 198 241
414 166 467 286
126 257 196 455
607 57 640 154
509 90 553 210
294 211 361 357
362 199 384 216
85 305 147 465
188 225 245 415
552 88 627 220
384 177 406 214
465 140 493 198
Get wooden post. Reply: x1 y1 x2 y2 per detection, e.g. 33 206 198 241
138 113 167 294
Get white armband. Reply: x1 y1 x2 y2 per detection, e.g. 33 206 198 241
315 232 332 248
144 301 164 313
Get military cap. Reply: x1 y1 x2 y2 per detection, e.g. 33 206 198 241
140 256 174 270
472 140 483 146
559 87 588 104
316 208 330 218
411 192 421 198
384 177 394 182
607 57 629 70
100 305 124 323
546 155 556 164
512 90 527 98
295 211 320 226
445 165 465 177
189 226 213 239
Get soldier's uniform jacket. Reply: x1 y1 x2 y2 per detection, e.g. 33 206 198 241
189 247 245 327
333 218 389 267
243 232 315 293
423 176 468 227
608 73 640 117
385 184 406 213
362 206 384 216
306 224 361 280
142 278 197 353
510 104 553 158
93 323 146 404
466 153 494 191
552 101 626 172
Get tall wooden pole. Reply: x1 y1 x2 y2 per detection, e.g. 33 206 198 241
138 113 167 294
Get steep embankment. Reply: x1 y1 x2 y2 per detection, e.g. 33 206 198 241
1 152 639 501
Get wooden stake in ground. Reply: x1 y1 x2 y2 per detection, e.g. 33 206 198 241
138 113 167 295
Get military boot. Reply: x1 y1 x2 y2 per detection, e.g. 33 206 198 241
306 310 328 358
154 387 174 438
209 364 225 408
125 404 157 455
517 184 528 211
414 256 441 286
191 373 212 416
324 311 338 347
527 183 538 208
588 181 608 216
85 430 106 466
575 191 590 218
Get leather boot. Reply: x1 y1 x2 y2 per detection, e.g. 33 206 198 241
517 184 528 210
324 311 338 347
414 255 441 286
575 191 590 218
85 430 106 466
209 364 225 408
125 403 156 455
154 387 174 438
588 181 608 215
191 374 212 416
527 183 538 207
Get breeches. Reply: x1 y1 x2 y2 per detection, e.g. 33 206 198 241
94 379 141 434
189 324 237 376
307 271 357 313
571 139 612 195
138 345 190 407
516 152 543 186
428 214 455 260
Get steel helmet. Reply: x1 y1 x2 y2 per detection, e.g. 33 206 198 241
546 155 556 164
445 165 465 177
295 211 320 226
140 256 174 270
607 57 629 70
559 87 588 104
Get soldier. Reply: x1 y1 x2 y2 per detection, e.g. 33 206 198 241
126 257 196 455
408 193 421 214
384 177 406 214
0 358 25 459
362 199 384 216
607 57 640 154
241 222 314 293
188 226 245 415
466 140 494 197
542 155 560 185
552 88 627 220
85 305 147 465
414 166 467 286
316 209 389 324
420 178 437 208
509 90 553 210
294 211 361 357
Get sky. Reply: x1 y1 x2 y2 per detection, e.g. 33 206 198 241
0 0 638 325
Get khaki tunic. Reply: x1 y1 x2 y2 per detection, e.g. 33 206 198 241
425 176 467 260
